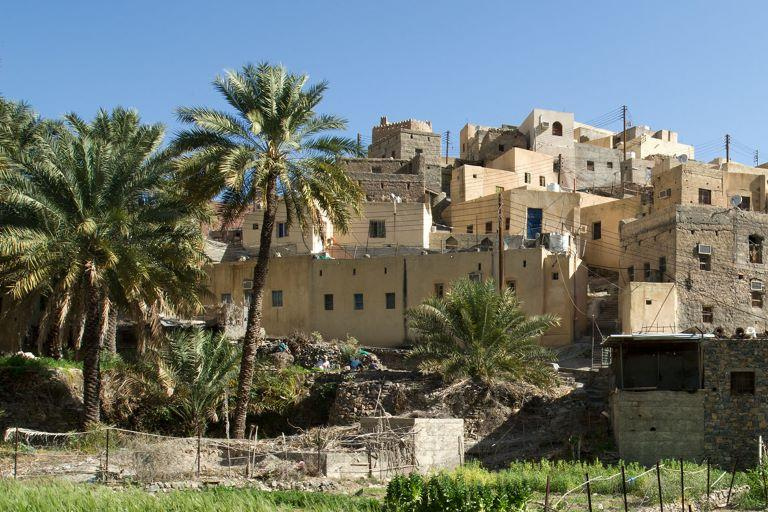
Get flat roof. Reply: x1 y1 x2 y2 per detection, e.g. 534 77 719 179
602 333 714 346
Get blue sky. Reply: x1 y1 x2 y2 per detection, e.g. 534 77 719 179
1 1 765 162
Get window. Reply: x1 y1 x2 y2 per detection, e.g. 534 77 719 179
220 293 232 304
731 371 755 395
506 280 516 293
752 291 764 308
592 221 602 240
645 299 652 305
607 162 614 169
627 266 635 281
505 217 510 230
539 176 546 186
498 144 505 152
699 253 711 271
277 222 289 238
643 262 651 280
385 292 396 309
702 306 713 323
354 293 364 310
466 224 474 234
749 235 763 264
324 294 334 311
434 283 444 298
524 172 531 184
252 223 259 230
552 121 563 136
369 220 386 238
495 186 504 193
415 148 423 155
586 160 595 171
698 188 712 205
739 196 751 211
391 151 395 158
485 221 493 234
469 271 482 282
552 272 559 280
659 257 667 279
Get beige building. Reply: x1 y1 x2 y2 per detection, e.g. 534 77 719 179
207 246 586 348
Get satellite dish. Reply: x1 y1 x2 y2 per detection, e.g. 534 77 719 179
677 154 688 163
731 195 743 208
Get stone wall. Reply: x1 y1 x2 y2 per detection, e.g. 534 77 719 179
703 339 768 468
572 143 623 191
611 389 705 466
369 129 442 164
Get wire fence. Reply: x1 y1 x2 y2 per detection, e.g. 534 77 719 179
0 423 421 484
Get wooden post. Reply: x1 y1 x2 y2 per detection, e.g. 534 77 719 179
656 461 664 512
726 460 737 507
679 458 685 512
196 428 202 478
584 472 593 512
544 474 550 511
621 464 628 512
104 428 110 482
13 427 19 480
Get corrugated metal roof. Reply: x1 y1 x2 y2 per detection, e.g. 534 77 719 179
602 332 714 346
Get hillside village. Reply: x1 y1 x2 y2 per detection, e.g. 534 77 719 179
195 107 768 349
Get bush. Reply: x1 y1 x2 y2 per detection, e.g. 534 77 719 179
384 472 532 512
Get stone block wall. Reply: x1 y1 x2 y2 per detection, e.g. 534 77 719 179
703 339 768 468
369 129 442 164
611 389 705 466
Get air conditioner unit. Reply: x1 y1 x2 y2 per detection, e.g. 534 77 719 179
697 244 712 255
751 280 764 292
242 279 253 290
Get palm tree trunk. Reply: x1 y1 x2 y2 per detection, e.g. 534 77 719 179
103 307 118 354
232 176 277 438
44 302 64 360
81 282 104 427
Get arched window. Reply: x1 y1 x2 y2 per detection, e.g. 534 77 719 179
552 121 563 137
480 238 493 249
749 234 763 264
445 236 458 251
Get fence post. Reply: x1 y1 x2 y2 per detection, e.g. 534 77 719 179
196 428 202 479
656 461 664 512
13 427 19 480
544 474 550 511
726 459 738 507
620 464 628 512
584 472 593 512
679 458 684 512
706 459 710 507
104 428 110 482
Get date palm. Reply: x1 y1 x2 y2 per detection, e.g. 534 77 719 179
407 278 560 387
126 329 240 436
173 62 362 438
0 107 208 427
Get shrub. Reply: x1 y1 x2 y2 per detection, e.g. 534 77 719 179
384 472 531 512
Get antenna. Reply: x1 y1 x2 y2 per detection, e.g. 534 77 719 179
731 195 743 208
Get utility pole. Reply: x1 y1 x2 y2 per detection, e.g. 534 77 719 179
497 192 504 292
755 149 760 166
621 105 628 161
444 130 450 164
356 133 362 156
557 153 563 186
725 134 731 163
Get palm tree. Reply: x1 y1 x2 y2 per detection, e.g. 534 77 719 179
407 278 560 387
0 107 208 427
172 63 362 438
127 329 240 435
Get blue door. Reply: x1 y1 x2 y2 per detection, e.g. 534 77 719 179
526 208 543 239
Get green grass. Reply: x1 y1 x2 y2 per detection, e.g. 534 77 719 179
0 351 124 374
0 480 381 512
